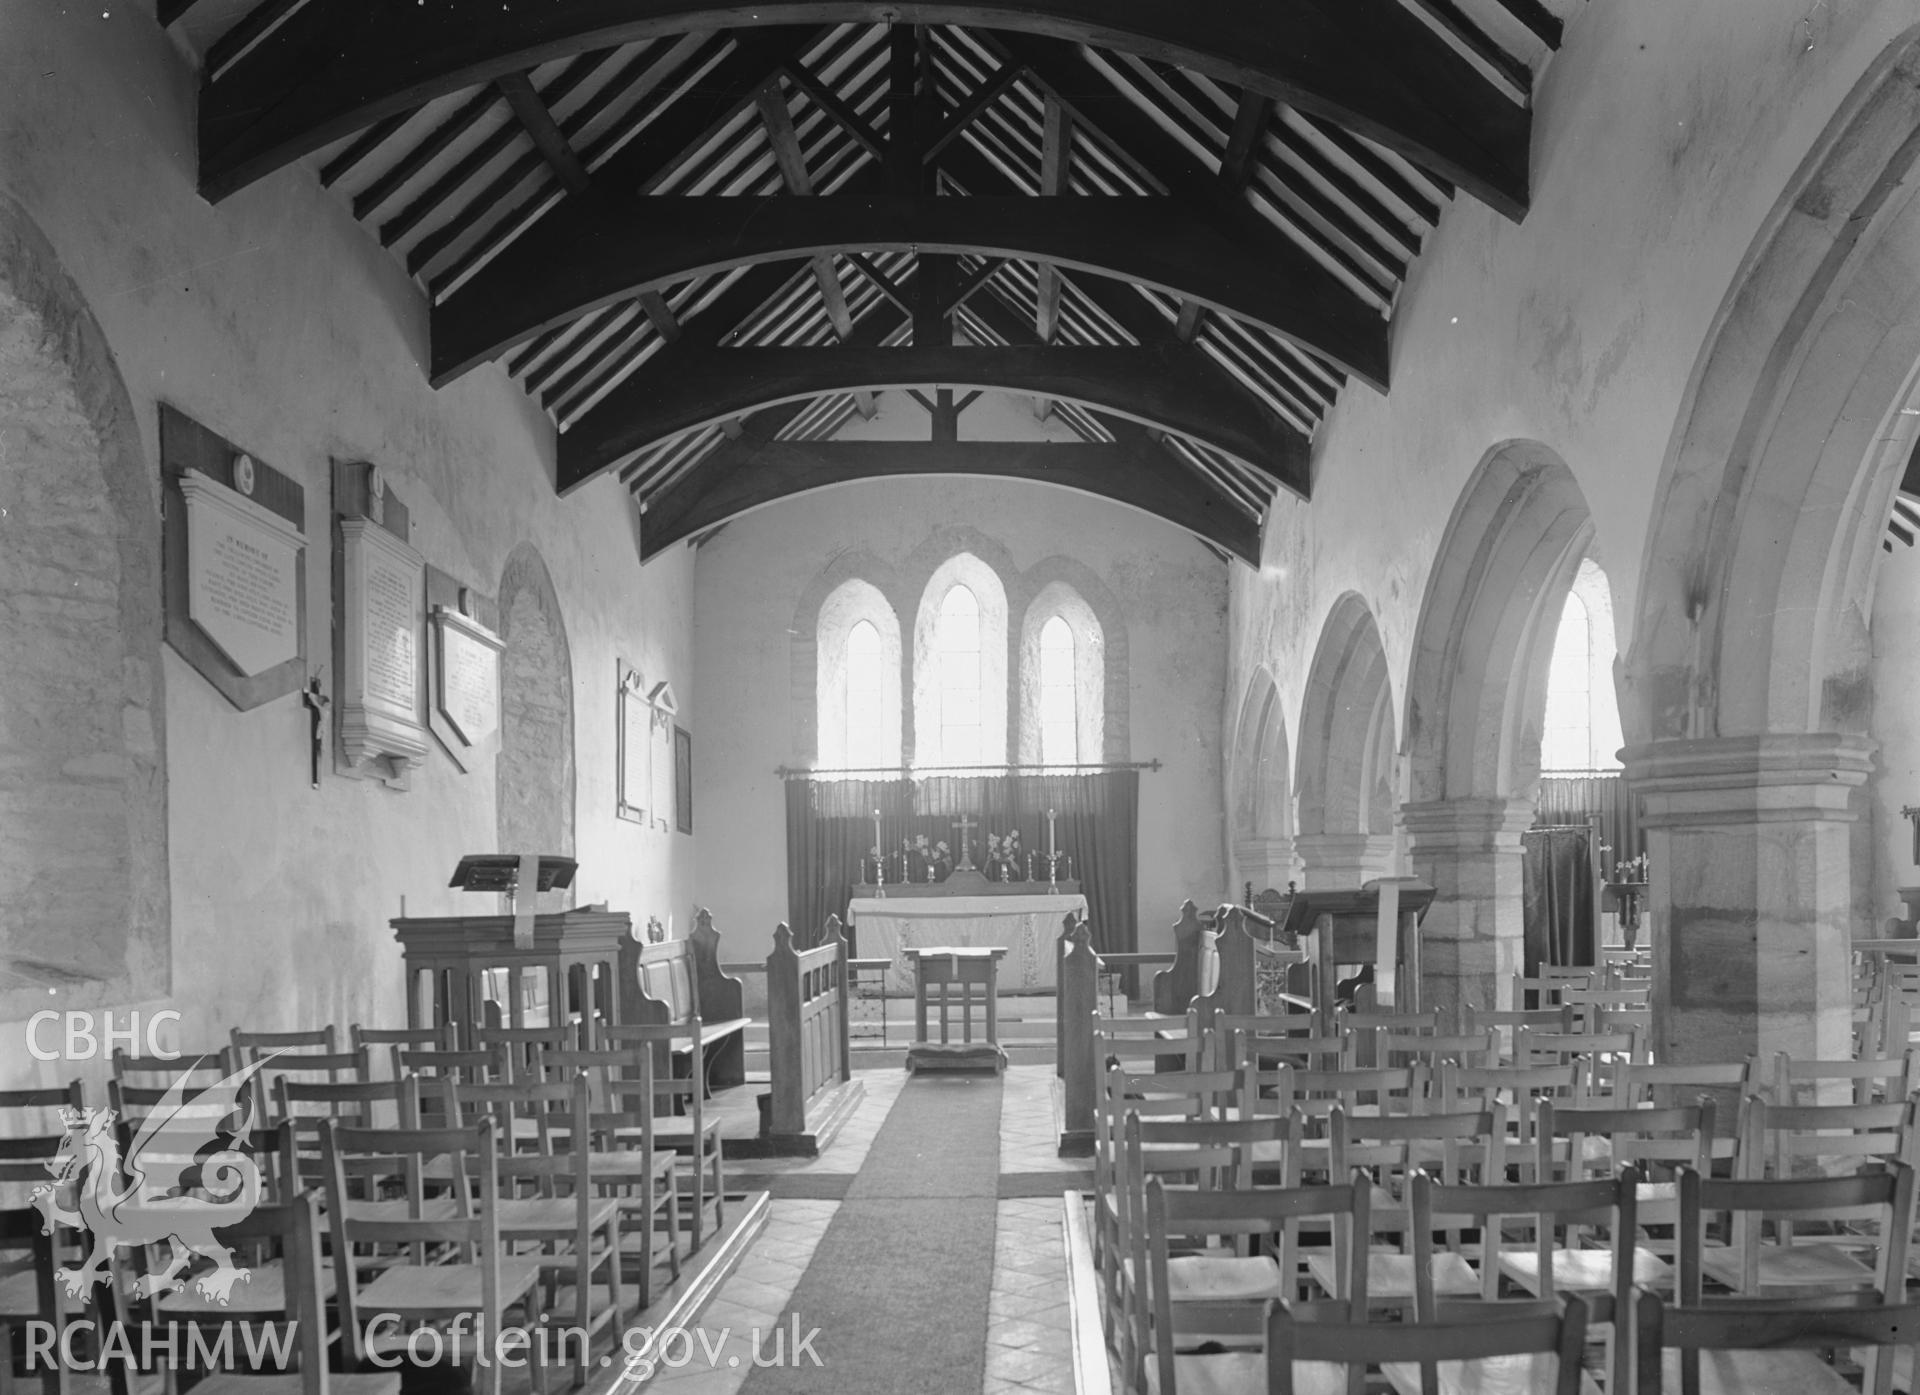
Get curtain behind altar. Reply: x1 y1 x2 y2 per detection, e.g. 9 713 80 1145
785 772 1139 963
1521 826 1595 972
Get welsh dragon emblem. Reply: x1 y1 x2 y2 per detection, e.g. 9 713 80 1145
30 1052 278 1304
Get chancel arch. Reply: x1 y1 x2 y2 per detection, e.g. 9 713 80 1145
1624 31 1920 1070
0 192 168 1021
1295 593 1400 891
1401 441 1594 1018
1229 667 1294 893
496 542 577 889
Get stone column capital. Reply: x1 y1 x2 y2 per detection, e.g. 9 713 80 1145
1622 732 1874 828
1398 796 1535 854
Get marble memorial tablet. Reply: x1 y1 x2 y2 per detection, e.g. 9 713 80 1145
435 605 502 747
179 473 304 677
338 516 428 779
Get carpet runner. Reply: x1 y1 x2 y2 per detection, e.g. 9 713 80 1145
735 1073 1004 1394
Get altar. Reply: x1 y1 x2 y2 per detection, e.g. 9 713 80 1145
846 892 1088 993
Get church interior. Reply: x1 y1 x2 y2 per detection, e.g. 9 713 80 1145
17 1 1920 1392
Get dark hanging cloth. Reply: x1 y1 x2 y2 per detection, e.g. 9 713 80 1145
783 771 1140 966
1521 826 1595 972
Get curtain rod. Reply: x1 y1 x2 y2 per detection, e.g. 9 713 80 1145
776 760 1162 778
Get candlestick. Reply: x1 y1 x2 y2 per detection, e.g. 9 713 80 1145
1046 807 1056 860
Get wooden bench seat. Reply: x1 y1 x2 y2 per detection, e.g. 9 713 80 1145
619 908 749 1093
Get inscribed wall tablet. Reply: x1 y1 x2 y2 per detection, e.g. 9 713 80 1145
179 473 304 677
436 605 502 747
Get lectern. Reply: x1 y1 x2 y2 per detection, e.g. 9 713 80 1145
392 854 631 1049
1277 877 1436 1016
903 946 1009 1073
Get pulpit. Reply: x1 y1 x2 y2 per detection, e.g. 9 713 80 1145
393 862 631 1048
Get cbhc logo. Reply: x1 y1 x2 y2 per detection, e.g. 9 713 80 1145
26 1010 182 1061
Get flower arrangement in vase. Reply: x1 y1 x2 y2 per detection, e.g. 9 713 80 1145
912 833 952 882
986 829 1024 882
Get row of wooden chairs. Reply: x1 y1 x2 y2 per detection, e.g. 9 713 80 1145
2 1016 731 1395
1105 1088 1917 1393
1087 989 1920 1394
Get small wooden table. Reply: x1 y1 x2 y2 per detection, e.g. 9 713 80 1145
903 946 1008 1073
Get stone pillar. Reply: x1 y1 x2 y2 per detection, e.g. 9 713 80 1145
1294 833 1397 891
1623 734 1870 1069
1232 836 1296 894
1399 797 1534 1020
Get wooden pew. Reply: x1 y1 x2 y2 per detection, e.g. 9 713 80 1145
618 908 751 1093
754 916 864 1156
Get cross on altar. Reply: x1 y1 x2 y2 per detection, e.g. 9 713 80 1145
951 813 978 871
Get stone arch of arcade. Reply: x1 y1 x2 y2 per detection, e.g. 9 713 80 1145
1296 593 1400 893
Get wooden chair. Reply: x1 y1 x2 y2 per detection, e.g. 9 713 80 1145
596 1024 724 1251
450 1075 622 1389
1537 1098 1716 1259
0 1081 84 1395
1266 1292 1594 1395
1738 1094 1918 1181
274 1077 455 1227
1680 1161 1915 1303
351 1024 455 1076
1412 1169 1650 1392
110 1124 334 1382
1463 1004 1573 1066
1437 1061 1587 1180
1136 1174 1371 1395
99 1188 400 1395
1771 1049 1920 1108
1514 1026 1646 1073
1513 966 1595 1010
1093 1064 1246 1322
319 1117 546 1395
1210 1010 1344 1072
1115 1111 1293 1379
250 1048 372 1124
536 1045 681 1305
1315 1105 1504 1312
1561 986 1651 1035
1632 1286 1920 1395
476 1024 585 1086
1369 1030 1500 1073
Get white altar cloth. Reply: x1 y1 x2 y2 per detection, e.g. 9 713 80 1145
846 894 1089 992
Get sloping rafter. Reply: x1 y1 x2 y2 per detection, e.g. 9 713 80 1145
431 193 1390 386
196 2 1532 217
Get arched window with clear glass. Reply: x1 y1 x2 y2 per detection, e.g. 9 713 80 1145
935 584 983 766
911 554 1009 770
1039 615 1077 765
1018 582 1105 767
1540 557 1623 773
816 579 901 771
845 619 887 769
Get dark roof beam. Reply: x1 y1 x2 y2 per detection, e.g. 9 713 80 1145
638 438 1262 563
433 190 1389 386
197 2 1530 217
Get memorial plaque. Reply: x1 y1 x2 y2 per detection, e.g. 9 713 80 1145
338 516 429 780
617 662 648 824
362 544 417 714
179 473 304 677
435 606 502 747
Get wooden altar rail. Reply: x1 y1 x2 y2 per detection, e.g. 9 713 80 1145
762 916 852 1145
1055 906 1260 1155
